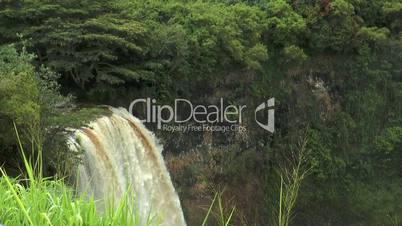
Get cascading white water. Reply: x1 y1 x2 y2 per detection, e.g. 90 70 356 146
67 107 186 226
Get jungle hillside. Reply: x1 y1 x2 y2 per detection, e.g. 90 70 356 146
0 0 401 225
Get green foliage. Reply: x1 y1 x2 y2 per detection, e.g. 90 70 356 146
0 0 151 98
375 127 402 155
0 46 39 132
264 0 306 46
0 44 72 177
49 107 110 130
126 0 269 88
358 26 390 44
0 0 269 100
281 45 307 66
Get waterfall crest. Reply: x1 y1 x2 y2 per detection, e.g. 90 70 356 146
67 107 186 226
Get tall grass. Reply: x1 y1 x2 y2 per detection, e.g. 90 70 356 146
0 125 154 226
0 173 155 226
202 192 235 226
277 134 311 226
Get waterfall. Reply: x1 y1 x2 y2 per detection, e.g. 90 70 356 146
67 107 186 226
